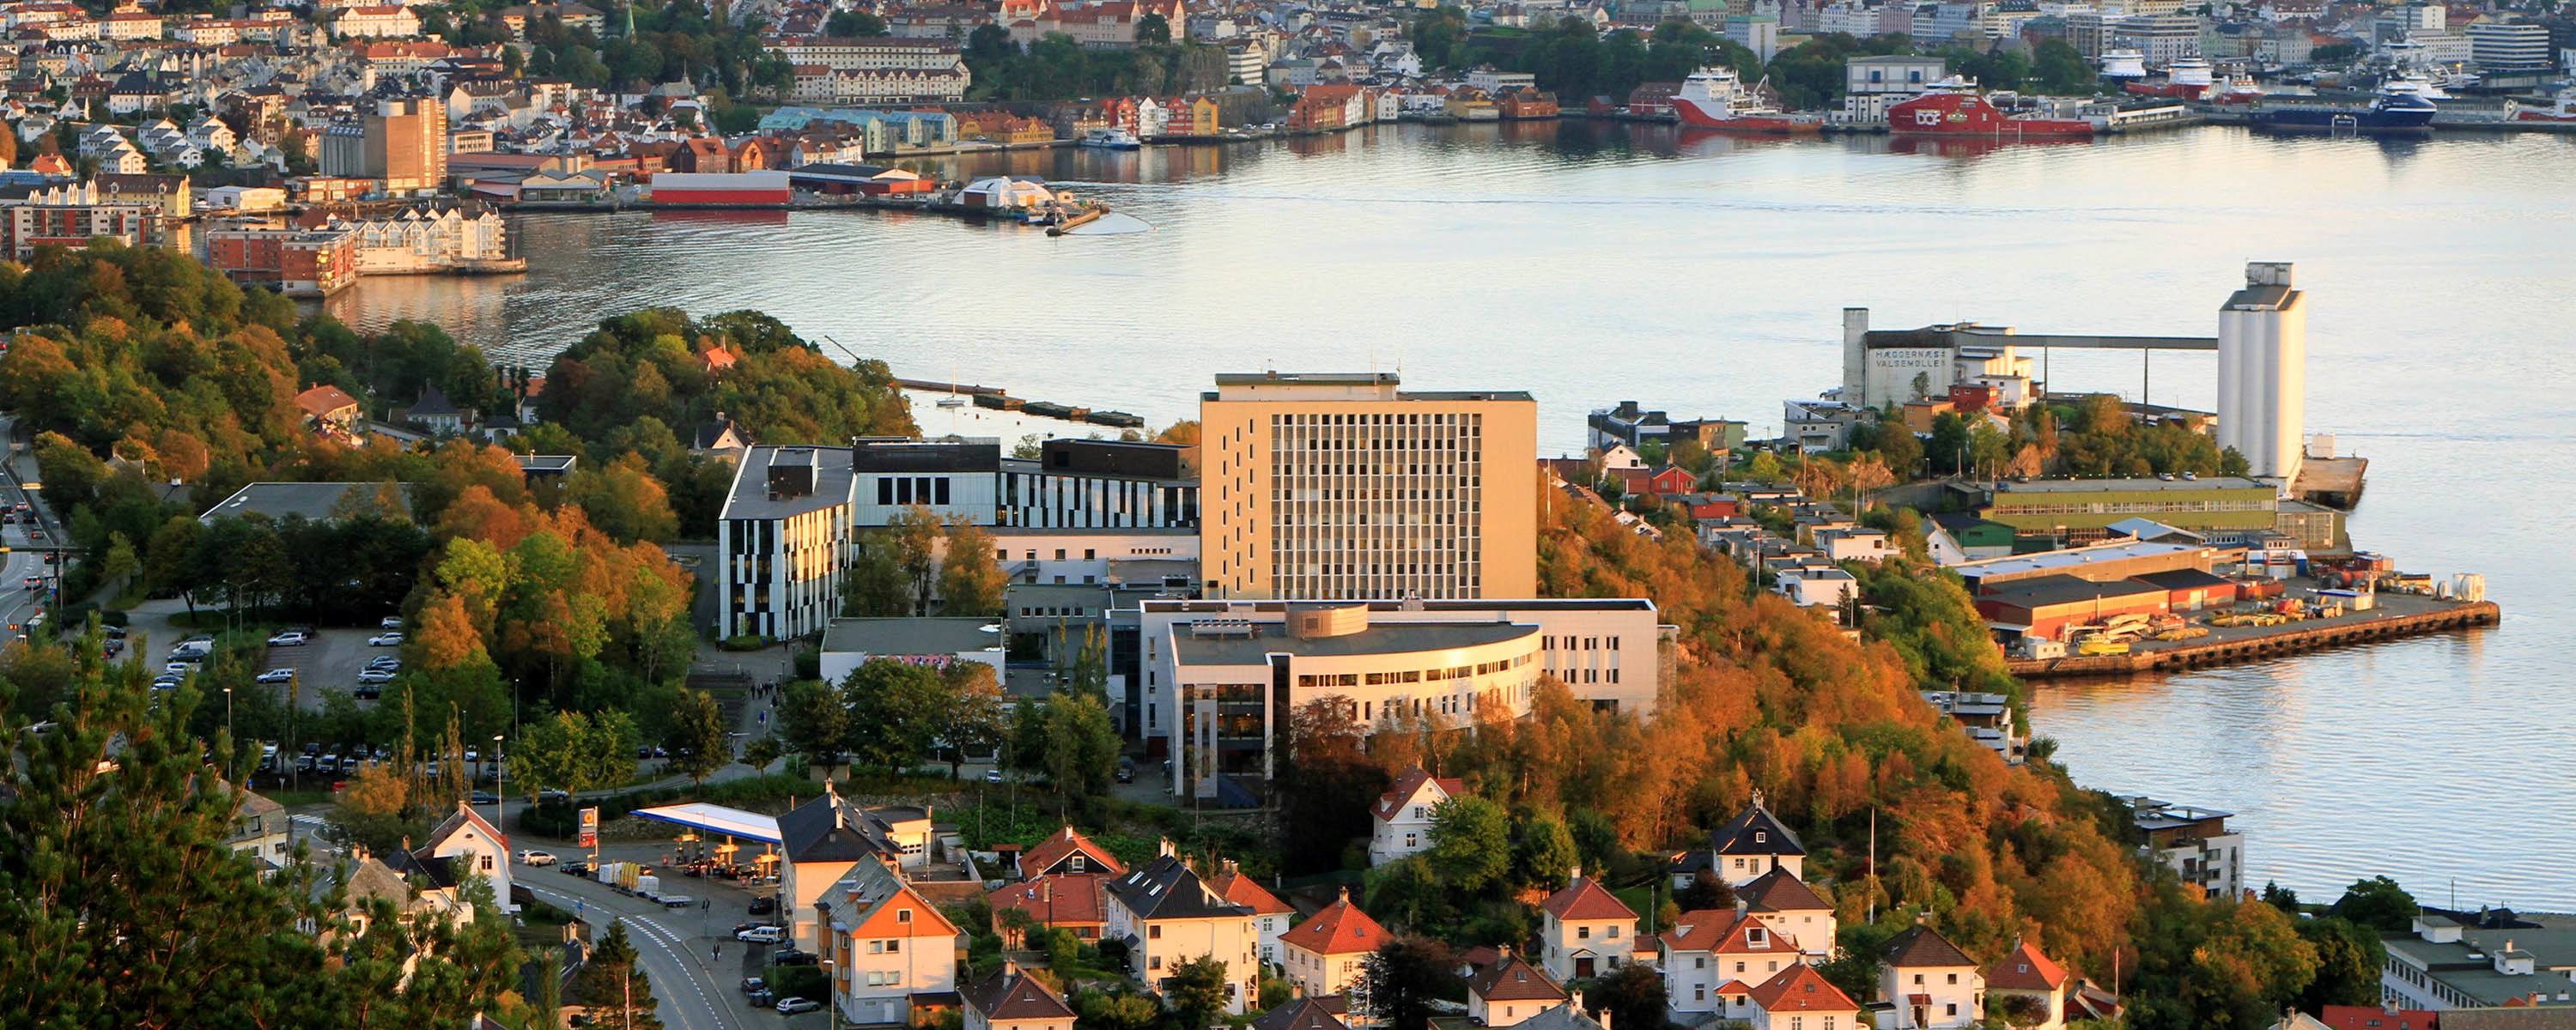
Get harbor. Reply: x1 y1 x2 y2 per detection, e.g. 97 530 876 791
2009 585 2500 679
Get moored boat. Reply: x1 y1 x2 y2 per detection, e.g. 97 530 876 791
1670 68 1820 133
1886 76 2097 136
1079 127 1143 150
2249 81 2437 134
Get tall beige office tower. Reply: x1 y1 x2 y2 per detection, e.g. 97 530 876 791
1198 372 1537 600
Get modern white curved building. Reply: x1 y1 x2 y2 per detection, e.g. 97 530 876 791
1158 603 1546 803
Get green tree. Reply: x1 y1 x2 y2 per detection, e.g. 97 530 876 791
1362 937 1454 1030
1135 11 1170 45
1568 807 1621 874
562 453 680 543
665 689 727 784
841 537 911 617
1042 691 1119 817
1512 810 1577 892
939 518 1007 616
779 678 851 774
938 661 1007 778
843 658 949 772
2297 917 2386 1012
0 653 524 1026
1163 954 1230 1030
1425 795 1511 894
2327 876 2418 932
568 920 665 1030
2175 901 2320 1029
1586 963 1668 1030
826 9 887 35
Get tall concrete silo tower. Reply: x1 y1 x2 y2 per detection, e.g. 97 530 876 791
2218 262 2305 481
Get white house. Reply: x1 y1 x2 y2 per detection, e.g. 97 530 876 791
1659 909 1805 1021
404 801 515 913
1982 939 2071 1030
1368 766 1464 866
1668 797 1807 889
1539 876 1640 984
1277 890 1388 1015
1737 868 1838 964
1747 963 1865 1030
822 857 964 1027
1469 952 1567 1028
1878 924 1986 1029
1206 860 1293 966
778 788 908 952
1103 843 1261 1015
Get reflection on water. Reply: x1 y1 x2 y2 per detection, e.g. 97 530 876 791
321 121 2576 906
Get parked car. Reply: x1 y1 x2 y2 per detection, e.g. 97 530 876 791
740 976 766 996
265 631 307 646
519 850 557 866
367 632 404 646
256 669 296 684
984 768 1003 784
776 998 822 1015
735 924 785 944
538 789 570 803
771 948 818 966
356 669 397 683
469 791 499 805
353 684 382 700
1115 758 1136 784
747 987 775 1007
380 616 404 630
747 895 778 915
150 675 182 690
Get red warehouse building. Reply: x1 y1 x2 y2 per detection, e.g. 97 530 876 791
1974 574 2170 641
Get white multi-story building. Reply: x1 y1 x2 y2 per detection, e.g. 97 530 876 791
2382 912 2576 1010
2467 22 2552 70
719 445 860 641
2128 797 2245 900
770 35 969 71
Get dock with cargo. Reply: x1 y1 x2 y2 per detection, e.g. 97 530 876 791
895 379 1152 430
2010 591 2499 679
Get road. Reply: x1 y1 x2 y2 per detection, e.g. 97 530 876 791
0 415 64 638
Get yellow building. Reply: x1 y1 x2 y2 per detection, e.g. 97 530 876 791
1191 96 1223 135
1197 372 1536 601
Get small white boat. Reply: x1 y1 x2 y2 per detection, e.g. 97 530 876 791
1079 128 1142 150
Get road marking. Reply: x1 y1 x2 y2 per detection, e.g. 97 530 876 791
531 885 734 1030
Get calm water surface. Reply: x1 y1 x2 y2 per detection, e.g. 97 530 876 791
329 121 2576 909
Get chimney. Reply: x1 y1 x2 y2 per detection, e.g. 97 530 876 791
1337 886 1350 904
1157 837 1176 858
1569 865 1583 888
1916 910 1929 925
1597 1003 1612 1030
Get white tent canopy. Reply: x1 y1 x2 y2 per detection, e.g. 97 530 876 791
629 803 782 844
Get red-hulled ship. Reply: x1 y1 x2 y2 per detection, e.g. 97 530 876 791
1671 68 1820 133
1886 76 2097 137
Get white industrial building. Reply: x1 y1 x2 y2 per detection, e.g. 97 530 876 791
2216 262 2305 482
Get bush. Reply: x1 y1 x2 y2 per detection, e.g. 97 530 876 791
720 633 767 651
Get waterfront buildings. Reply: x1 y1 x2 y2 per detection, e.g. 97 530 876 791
2381 912 2576 1010
0 181 153 259
318 98 448 197
2128 797 2245 900
1842 54 1947 122
1198 372 1536 602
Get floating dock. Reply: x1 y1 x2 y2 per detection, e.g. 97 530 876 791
2010 598 2500 679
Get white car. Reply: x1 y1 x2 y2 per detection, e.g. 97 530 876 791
777 998 822 1015
518 850 557 867
735 925 785 944
265 631 307 646
256 669 295 684
367 632 404 646
356 669 397 683
380 616 404 630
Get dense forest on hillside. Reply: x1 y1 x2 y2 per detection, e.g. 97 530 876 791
1285 485 2383 1028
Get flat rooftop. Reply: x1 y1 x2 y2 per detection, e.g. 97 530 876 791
1171 621 1536 666
199 482 416 524
1994 476 2273 494
1951 542 2211 579
1141 597 1656 615
823 616 1005 657
722 445 855 520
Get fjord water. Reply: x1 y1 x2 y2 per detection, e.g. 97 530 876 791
331 121 2576 908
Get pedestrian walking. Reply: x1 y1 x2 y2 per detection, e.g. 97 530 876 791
714 942 723 960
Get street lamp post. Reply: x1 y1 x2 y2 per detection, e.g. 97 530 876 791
222 686 234 743
820 959 839 1030
491 734 505 837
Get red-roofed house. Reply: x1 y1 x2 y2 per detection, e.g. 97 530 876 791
1747 963 1863 1030
1659 909 1804 1020
1369 766 1466 866
1206 859 1293 964
2319 1005 2439 1030
1019 825 1126 878
1540 875 1638 983
1984 938 2071 1029
1279 889 1388 1011
295 384 362 433
699 344 738 376
1468 951 1566 1028
987 873 1107 948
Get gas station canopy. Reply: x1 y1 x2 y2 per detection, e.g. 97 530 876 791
629 803 782 844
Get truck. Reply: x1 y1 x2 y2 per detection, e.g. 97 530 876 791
633 874 662 900
599 862 643 894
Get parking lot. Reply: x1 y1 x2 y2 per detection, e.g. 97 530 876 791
246 623 405 713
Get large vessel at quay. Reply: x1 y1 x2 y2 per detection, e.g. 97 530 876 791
1886 76 2098 136
1670 68 1820 133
